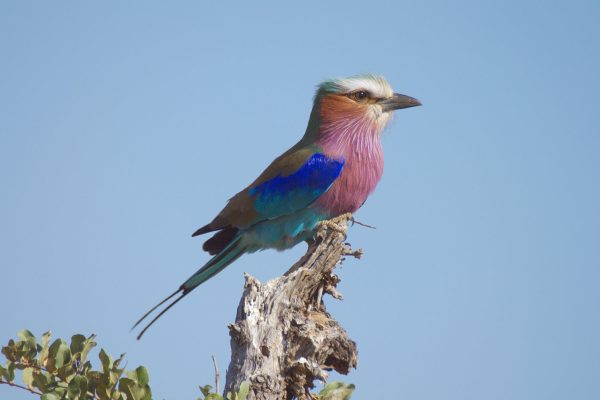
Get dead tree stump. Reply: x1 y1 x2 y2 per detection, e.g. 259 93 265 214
224 214 362 400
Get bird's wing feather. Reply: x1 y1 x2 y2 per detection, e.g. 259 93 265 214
249 152 344 218
193 146 344 234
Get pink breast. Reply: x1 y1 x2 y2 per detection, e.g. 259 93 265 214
314 144 384 216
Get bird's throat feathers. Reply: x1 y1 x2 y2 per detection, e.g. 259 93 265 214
304 91 386 216
304 91 388 161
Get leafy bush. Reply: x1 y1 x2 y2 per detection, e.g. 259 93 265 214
0 330 149 400
1 330 354 400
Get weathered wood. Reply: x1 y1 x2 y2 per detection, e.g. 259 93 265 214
224 214 362 400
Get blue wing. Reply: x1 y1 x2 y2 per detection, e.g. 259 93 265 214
248 153 345 218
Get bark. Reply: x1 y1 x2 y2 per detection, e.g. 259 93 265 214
224 214 362 400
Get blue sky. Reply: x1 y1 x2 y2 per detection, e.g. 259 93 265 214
1 1 599 399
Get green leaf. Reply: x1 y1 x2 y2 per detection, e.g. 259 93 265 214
0 364 7 380
200 384 214 396
47 339 71 371
32 370 53 392
119 377 151 400
238 381 250 400
80 360 92 374
2 339 17 361
110 369 125 386
15 330 38 362
22 367 34 389
133 366 149 386
99 349 112 375
199 384 224 400
17 329 37 352
70 334 86 354
113 353 126 369
6 361 15 382
79 335 96 365
57 363 76 382
39 331 52 367
93 379 111 400
17 329 36 342
41 331 52 346
318 382 355 400
67 375 88 399
54 386 68 398
86 370 103 385
41 393 61 400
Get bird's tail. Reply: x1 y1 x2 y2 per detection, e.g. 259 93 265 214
132 236 246 340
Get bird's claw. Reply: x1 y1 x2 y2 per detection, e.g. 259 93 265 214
317 219 348 235
350 217 376 229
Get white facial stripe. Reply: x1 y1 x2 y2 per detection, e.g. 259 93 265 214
335 75 394 99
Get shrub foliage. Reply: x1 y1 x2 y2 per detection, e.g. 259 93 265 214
0 330 354 400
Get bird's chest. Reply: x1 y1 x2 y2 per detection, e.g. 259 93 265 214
315 147 384 216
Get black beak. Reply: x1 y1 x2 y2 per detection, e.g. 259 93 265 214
380 93 422 112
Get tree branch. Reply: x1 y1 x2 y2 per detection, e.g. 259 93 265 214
224 213 362 400
212 354 220 394
0 379 42 396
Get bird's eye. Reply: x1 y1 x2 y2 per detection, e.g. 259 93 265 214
349 90 370 102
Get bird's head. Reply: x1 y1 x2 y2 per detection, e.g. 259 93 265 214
312 74 421 135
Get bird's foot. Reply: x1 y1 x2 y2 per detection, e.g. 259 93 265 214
316 213 352 240
317 219 348 235
336 212 354 221
318 220 346 233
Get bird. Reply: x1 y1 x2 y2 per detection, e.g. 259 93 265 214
133 74 421 339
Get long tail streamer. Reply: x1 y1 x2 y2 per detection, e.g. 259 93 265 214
132 237 246 339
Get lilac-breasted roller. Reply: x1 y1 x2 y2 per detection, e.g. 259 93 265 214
134 74 420 339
